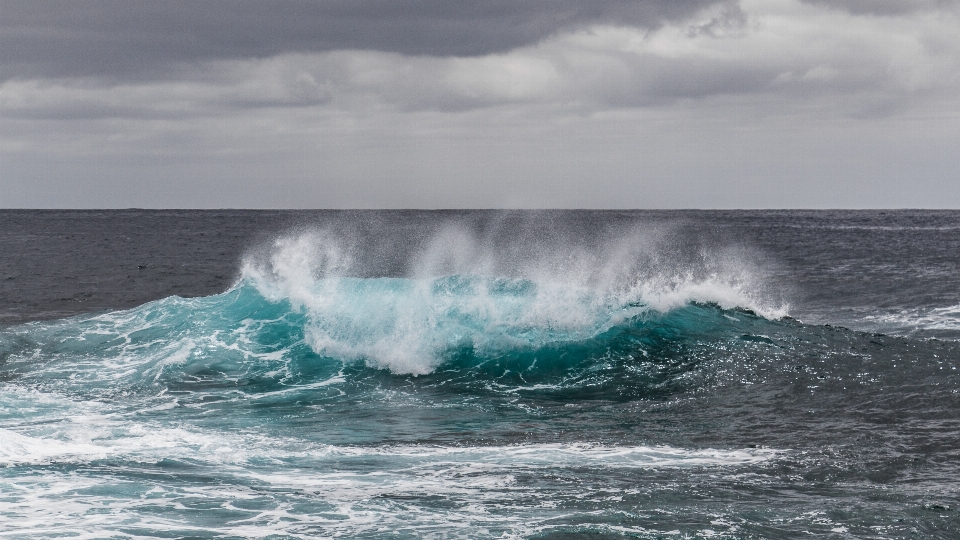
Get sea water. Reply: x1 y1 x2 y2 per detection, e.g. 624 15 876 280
1 210 958 538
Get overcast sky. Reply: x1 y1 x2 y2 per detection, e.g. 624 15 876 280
2 0 959 208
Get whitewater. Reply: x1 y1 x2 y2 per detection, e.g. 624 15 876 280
1 210 958 538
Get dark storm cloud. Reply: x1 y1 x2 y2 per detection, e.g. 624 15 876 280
0 0 722 81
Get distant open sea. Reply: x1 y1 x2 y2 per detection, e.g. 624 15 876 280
2 210 959 539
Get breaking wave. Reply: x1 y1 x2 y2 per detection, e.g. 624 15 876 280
0 225 791 403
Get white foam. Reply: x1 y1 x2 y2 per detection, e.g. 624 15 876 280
861 303 960 335
0 414 780 469
0 428 112 464
317 442 781 469
0 415 782 539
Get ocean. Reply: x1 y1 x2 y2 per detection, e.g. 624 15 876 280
1 210 958 539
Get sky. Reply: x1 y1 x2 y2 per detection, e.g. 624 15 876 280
1 0 959 208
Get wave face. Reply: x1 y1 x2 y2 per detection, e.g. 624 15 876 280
3 215 960 539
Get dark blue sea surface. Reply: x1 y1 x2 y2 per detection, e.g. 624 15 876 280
1 210 959 538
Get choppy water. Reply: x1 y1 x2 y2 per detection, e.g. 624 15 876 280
1 210 959 538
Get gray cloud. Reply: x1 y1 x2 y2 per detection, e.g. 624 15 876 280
6 0 959 122
1 0 722 81
800 0 953 16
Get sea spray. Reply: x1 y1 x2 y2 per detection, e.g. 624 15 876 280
240 223 787 374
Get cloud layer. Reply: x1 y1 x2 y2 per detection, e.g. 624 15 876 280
2 0 960 208
6 0 958 117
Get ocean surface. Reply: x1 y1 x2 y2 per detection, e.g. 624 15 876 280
1 210 959 539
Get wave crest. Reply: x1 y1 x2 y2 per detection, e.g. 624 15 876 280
241 225 787 375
